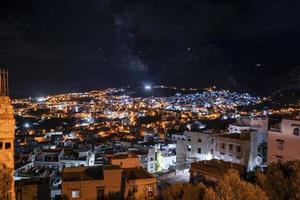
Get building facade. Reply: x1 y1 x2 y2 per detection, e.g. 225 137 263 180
268 119 300 164
175 131 215 169
0 69 15 200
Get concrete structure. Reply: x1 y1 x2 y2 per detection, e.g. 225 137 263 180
110 153 140 168
268 119 300 164
62 165 157 200
229 117 268 135
0 69 15 200
123 168 157 199
15 179 50 200
190 159 244 183
155 149 176 172
215 132 251 167
34 148 95 171
62 165 123 199
175 130 216 169
227 117 269 170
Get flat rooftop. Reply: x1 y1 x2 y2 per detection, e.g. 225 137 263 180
111 154 139 159
217 132 250 140
191 159 244 177
63 166 104 181
123 167 155 180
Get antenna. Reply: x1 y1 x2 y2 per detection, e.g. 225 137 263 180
0 68 9 96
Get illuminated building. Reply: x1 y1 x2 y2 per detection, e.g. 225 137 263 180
175 130 216 169
61 165 157 200
0 69 15 200
268 119 300 164
62 166 123 199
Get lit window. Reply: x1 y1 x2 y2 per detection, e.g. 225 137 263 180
5 143 11 149
293 128 299 136
187 145 191 151
148 186 154 197
71 190 80 198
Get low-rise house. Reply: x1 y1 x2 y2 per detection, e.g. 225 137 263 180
123 168 157 200
61 165 157 200
62 165 123 200
190 159 244 183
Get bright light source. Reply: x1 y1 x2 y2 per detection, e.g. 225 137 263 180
37 97 45 102
24 123 30 128
145 85 152 90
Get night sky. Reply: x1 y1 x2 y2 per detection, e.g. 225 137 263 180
1 0 300 97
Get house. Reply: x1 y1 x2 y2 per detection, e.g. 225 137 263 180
61 165 123 200
268 119 300 164
190 159 244 183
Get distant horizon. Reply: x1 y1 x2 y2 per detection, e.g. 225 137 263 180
11 84 261 99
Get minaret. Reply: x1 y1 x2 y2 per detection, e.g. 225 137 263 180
0 68 15 200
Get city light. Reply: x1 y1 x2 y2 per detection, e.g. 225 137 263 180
145 85 152 90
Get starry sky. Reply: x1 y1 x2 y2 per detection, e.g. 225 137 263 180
1 0 300 97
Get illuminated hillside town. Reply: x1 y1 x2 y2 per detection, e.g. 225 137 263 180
2 1 300 199
0 67 298 199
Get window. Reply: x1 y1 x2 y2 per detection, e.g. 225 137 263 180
198 148 201 154
132 186 138 193
71 190 80 198
293 128 300 136
148 186 154 197
236 146 241 153
188 138 191 142
221 143 226 149
276 139 284 151
187 145 191 152
97 187 105 200
198 138 202 143
229 144 233 151
0 142 3 149
5 143 11 149
211 139 214 144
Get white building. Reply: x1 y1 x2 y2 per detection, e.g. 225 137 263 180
175 130 216 169
268 119 300 164
229 117 268 136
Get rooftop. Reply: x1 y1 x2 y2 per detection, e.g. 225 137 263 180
63 166 104 181
123 167 155 180
111 153 139 160
191 159 245 177
217 132 250 140
63 165 122 182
